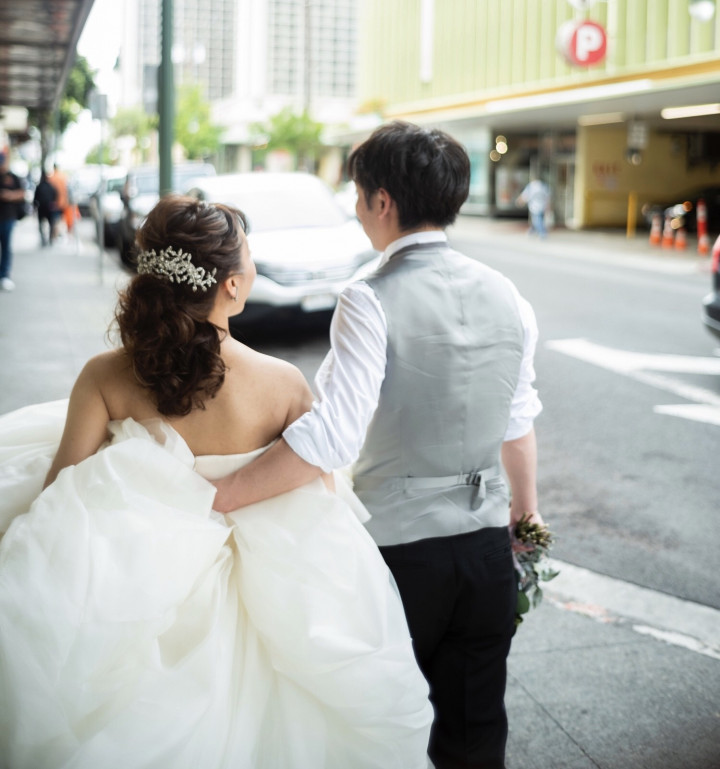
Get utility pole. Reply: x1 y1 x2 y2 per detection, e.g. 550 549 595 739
303 0 312 114
159 0 175 196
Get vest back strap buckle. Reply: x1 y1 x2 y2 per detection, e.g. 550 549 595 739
466 471 486 510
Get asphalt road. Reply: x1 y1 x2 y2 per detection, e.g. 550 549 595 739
450 229 720 611
243 228 720 611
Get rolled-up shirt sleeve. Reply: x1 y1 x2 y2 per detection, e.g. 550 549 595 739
283 282 387 472
504 285 543 441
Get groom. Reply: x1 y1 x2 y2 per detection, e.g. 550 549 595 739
212 121 542 769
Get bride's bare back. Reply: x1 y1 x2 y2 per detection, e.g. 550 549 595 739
45 338 313 487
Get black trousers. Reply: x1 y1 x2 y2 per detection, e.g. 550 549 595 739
380 527 517 769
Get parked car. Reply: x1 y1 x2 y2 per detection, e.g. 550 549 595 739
88 166 128 247
642 185 720 234
117 163 216 267
70 165 105 217
185 172 380 327
702 234 720 342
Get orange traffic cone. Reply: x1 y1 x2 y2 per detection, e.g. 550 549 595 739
661 216 675 249
649 213 662 246
675 226 687 251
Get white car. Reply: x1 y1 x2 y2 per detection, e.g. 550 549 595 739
186 173 379 326
88 166 128 247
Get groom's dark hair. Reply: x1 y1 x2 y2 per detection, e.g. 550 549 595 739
347 121 470 231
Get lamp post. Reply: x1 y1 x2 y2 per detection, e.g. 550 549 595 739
159 0 175 197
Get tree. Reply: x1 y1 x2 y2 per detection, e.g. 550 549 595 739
175 84 222 161
110 106 158 164
84 144 116 165
250 108 323 171
28 55 97 167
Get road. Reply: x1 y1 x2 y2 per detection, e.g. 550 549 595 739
453 228 720 611
246 226 720 612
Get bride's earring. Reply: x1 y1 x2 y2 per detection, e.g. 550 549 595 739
233 285 239 302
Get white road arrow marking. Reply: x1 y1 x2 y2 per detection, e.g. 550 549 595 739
546 338 720 426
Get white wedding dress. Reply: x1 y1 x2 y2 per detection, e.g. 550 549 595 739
0 401 433 769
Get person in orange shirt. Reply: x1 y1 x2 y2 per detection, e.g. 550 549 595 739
48 164 69 239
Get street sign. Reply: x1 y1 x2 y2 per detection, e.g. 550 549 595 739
556 20 607 66
88 91 108 120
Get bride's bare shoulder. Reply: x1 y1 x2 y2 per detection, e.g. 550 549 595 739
224 340 304 382
81 349 132 380
222 341 311 411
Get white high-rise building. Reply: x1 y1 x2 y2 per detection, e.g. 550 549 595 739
116 0 359 171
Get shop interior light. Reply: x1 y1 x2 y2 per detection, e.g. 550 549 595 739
661 103 720 119
578 112 625 126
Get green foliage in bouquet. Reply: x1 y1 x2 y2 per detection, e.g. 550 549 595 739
512 514 559 628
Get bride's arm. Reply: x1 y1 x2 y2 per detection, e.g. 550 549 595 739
43 358 111 488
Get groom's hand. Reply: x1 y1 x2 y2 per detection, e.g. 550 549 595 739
209 439 325 514
211 473 242 514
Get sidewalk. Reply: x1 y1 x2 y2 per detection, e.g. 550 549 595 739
1 216 719 768
449 214 712 276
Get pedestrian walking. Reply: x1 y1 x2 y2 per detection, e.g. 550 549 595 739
516 175 551 239
48 163 69 241
33 171 58 247
0 149 26 292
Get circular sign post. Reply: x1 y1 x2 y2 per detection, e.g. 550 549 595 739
556 20 607 66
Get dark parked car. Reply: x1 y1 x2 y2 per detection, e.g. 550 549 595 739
117 163 216 267
642 186 720 234
702 234 720 342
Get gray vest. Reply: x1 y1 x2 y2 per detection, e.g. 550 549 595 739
353 243 525 546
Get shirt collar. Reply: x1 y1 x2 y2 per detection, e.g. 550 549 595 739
380 230 447 267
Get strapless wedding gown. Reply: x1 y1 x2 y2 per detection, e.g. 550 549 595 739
0 401 432 769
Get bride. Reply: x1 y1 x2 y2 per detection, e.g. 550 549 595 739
0 195 432 768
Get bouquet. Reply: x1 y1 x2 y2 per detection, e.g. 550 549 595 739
511 514 558 627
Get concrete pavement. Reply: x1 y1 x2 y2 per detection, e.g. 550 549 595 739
1 215 719 768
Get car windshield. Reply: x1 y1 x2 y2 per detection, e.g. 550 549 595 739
107 177 125 193
207 181 349 232
134 173 158 195
131 166 215 196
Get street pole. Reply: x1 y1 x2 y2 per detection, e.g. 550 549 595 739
304 0 312 116
89 90 108 283
159 0 175 197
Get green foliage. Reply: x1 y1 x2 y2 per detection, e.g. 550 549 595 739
112 106 157 139
58 55 96 132
250 108 323 169
84 144 116 165
174 84 222 160
27 55 97 164
109 106 158 163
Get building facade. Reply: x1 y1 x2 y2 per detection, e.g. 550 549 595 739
355 0 720 229
215 0 359 176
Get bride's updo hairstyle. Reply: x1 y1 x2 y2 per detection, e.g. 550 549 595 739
115 194 249 417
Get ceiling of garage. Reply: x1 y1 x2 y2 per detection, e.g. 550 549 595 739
0 0 95 113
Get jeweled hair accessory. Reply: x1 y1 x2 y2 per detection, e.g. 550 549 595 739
136 246 217 292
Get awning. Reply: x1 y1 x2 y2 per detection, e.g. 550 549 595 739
0 0 96 113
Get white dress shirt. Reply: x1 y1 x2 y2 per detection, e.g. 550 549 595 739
283 231 542 473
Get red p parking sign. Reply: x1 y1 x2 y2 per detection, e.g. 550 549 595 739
556 20 607 66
